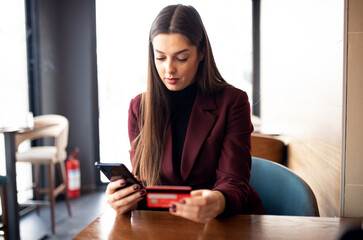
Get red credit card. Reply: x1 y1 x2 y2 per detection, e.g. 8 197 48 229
146 186 192 209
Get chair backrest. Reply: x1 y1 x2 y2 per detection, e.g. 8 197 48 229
250 157 319 216
15 114 69 153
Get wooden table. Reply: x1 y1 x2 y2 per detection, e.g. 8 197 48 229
73 209 363 240
1 125 49 240
1 129 21 240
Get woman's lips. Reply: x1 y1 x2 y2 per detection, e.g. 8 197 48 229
165 78 179 85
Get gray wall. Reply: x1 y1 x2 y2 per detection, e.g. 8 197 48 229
36 0 99 191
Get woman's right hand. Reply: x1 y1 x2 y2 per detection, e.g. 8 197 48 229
106 179 146 215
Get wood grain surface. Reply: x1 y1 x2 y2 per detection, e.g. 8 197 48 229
73 209 363 240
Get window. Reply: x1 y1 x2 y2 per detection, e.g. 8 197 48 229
96 1 253 178
0 0 32 207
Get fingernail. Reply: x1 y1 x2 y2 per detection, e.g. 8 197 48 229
170 204 176 212
120 179 126 185
133 184 140 191
179 199 186 204
139 189 146 196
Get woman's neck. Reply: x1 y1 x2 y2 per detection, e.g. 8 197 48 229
166 81 197 104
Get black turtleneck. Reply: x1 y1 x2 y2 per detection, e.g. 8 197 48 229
166 82 198 178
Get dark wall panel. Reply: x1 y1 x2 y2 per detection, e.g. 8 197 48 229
37 0 99 191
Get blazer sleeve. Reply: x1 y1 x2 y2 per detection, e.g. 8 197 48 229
212 91 263 215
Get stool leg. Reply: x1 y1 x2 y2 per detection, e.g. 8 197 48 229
59 162 72 217
33 164 40 215
48 163 56 234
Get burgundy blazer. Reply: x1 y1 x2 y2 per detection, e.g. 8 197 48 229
128 86 265 215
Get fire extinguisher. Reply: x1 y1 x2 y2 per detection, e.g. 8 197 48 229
66 147 81 198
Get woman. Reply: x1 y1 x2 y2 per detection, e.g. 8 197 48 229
106 4 265 223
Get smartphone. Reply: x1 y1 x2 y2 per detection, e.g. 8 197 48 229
95 162 143 188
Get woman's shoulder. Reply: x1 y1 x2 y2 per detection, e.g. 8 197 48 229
130 93 143 104
129 93 144 114
215 85 249 102
130 93 144 105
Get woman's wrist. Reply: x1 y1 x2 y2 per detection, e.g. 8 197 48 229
213 190 226 216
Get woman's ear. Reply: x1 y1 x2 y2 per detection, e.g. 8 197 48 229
199 47 205 62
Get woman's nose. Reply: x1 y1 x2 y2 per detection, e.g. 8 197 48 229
165 59 176 74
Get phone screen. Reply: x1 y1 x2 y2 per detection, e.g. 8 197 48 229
95 162 142 188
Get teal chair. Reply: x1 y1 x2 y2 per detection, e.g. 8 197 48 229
0 175 9 240
250 157 319 216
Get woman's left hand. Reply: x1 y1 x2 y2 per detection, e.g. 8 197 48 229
169 189 226 223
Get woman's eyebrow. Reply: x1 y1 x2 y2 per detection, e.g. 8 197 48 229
155 49 190 55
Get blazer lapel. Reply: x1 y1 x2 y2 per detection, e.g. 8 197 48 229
180 91 218 181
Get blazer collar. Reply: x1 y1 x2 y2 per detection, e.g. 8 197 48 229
162 91 218 183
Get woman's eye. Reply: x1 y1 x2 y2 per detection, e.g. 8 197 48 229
177 58 188 62
156 57 165 61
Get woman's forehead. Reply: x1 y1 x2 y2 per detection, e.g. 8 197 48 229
153 33 196 54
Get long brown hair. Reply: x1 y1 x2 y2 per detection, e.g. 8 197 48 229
132 4 229 186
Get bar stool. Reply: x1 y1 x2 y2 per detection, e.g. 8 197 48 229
15 114 72 234
0 175 9 240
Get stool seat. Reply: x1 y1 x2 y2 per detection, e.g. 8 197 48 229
16 146 66 164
